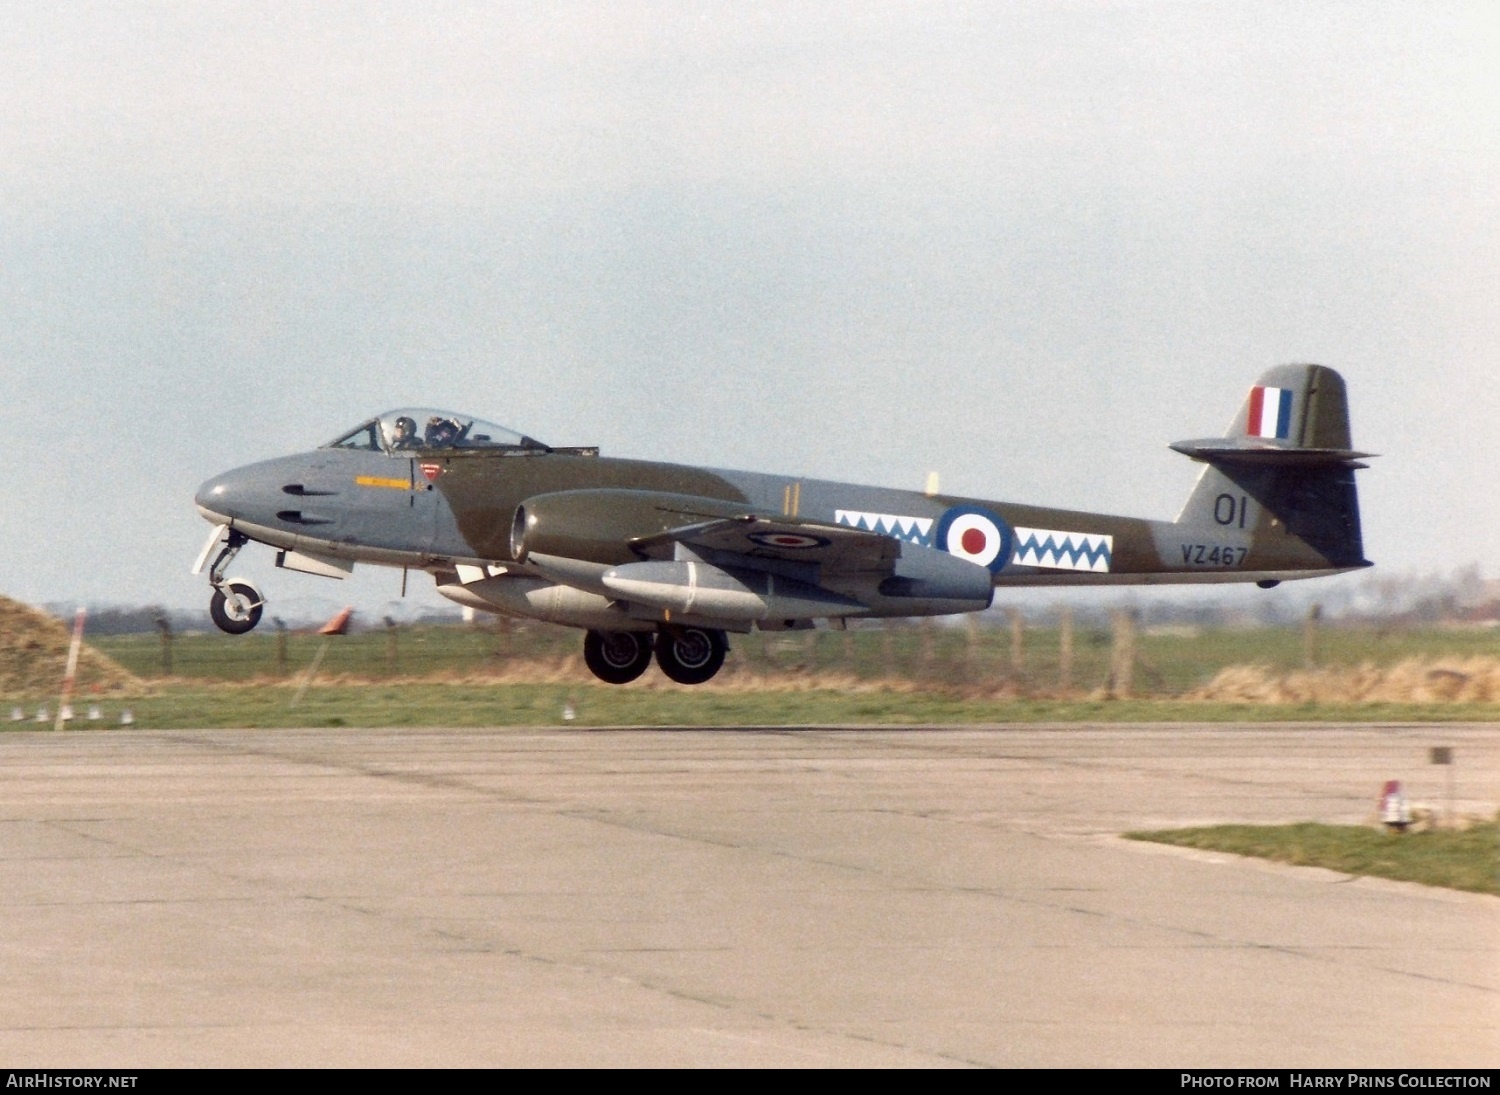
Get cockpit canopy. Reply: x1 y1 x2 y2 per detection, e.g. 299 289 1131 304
324 409 549 455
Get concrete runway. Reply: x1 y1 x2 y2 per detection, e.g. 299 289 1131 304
0 722 1495 1067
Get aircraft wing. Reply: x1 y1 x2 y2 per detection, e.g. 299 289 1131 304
629 514 901 575
613 509 992 620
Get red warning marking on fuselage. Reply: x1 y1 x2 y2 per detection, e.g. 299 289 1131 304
420 463 442 482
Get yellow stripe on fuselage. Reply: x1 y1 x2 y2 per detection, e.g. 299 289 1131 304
355 476 408 490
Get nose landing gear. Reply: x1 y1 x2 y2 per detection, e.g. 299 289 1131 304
210 581 264 634
198 528 266 635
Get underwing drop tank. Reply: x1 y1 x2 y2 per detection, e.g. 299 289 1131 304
435 572 648 632
600 560 867 622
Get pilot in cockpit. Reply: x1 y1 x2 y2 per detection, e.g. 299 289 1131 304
425 416 459 447
389 416 421 450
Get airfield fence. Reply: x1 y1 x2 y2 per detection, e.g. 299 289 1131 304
79 613 1500 701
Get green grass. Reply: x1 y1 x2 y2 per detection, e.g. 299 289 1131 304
14 680 1500 732
5 620 1493 729
1127 821 1500 896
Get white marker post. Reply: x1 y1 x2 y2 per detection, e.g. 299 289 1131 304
55 607 86 732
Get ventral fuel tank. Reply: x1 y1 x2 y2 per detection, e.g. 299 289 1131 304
600 560 866 622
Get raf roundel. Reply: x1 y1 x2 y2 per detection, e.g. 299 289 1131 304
934 506 1013 573
747 531 829 550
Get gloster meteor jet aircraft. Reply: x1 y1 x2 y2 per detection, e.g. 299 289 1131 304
193 364 1371 685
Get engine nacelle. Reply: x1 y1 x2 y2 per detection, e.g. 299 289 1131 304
509 489 753 566
871 543 994 615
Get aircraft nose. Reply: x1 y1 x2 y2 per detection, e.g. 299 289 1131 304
195 470 243 524
195 453 344 532
195 460 286 527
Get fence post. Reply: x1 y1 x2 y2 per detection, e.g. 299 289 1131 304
1303 603 1322 670
1008 608 1025 677
801 629 818 672
1109 608 1136 698
1057 605 1073 694
155 613 173 676
965 614 979 681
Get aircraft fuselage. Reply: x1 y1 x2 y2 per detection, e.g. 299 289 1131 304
193 366 1371 684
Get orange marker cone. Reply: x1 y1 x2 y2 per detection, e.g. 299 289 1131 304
318 607 354 636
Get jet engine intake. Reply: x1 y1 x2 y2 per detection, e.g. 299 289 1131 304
509 489 753 566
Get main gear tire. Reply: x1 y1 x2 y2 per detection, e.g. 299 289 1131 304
655 627 727 685
583 630 654 685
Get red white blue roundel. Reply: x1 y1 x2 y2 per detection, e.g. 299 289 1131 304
748 530 829 550
934 506 1013 573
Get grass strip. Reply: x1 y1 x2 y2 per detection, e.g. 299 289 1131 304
10 681 1500 730
1126 821 1500 896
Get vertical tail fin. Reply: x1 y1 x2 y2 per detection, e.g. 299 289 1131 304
1171 365 1372 569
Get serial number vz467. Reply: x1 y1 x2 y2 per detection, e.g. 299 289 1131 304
1181 544 1247 567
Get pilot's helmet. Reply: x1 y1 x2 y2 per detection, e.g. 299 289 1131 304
394 416 416 438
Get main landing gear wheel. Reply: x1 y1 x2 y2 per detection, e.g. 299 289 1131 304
210 581 264 635
583 630 654 685
655 627 727 685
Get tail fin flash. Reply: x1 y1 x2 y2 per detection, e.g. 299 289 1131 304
1173 364 1368 464
1173 365 1372 569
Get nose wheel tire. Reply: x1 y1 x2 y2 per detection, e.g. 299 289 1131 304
655 627 727 685
583 630 654 685
210 582 264 635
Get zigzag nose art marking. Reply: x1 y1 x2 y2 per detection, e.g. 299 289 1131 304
1012 528 1113 573
834 510 934 546
839 506 1110 575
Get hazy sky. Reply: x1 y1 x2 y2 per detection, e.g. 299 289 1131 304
2 2 1495 620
